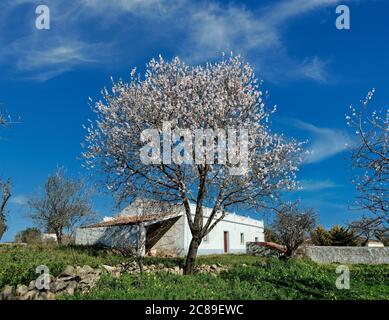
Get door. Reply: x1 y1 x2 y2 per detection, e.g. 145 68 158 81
223 231 229 253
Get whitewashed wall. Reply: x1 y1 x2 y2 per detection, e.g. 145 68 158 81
184 204 264 255
151 210 264 255
76 201 265 256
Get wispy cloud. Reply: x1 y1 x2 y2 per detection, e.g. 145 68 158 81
10 195 27 206
292 119 354 164
77 0 184 19
0 0 115 81
0 0 350 81
300 179 341 191
4 36 107 81
297 57 329 83
182 4 280 63
262 0 339 24
179 0 347 82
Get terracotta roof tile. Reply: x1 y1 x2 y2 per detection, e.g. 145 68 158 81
81 213 179 229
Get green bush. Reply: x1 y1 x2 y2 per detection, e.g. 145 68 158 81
311 225 357 246
329 226 357 246
14 228 42 244
311 226 332 246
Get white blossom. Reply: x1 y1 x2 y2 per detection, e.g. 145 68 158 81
82 55 304 270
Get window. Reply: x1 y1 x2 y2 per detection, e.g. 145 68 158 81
240 233 245 244
255 237 259 242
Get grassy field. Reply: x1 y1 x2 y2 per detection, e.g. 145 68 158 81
1 244 388 300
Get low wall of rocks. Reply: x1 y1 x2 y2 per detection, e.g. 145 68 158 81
0 262 228 300
246 242 284 257
304 246 389 264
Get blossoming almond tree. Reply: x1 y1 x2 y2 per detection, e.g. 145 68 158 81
346 90 388 226
83 55 303 274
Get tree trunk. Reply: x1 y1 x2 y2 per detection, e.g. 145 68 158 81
0 220 6 241
137 223 146 275
56 230 63 245
137 255 144 275
184 237 201 275
281 247 293 261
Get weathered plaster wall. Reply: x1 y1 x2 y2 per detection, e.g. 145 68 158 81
305 246 389 264
75 225 137 248
151 216 186 256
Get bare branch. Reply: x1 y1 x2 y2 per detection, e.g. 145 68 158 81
0 179 11 240
28 167 96 244
346 90 388 223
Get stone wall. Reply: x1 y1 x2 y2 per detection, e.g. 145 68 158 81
0 263 230 300
304 246 389 264
246 242 283 257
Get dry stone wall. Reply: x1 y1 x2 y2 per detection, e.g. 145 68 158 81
304 246 389 264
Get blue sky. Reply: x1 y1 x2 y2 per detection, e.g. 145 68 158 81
0 0 388 241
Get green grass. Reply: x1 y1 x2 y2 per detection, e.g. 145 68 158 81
0 245 262 289
65 258 389 300
0 244 127 288
1 244 388 300
197 254 263 266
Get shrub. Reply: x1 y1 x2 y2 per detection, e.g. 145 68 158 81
328 226 357 246
311 226 331 246
311 225 357 246
14 228 42 244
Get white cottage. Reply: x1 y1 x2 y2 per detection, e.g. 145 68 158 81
75 199 264 256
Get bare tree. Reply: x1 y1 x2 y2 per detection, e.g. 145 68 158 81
28 168 96 244
374 227 389 246
272 201 316 260
0 104 20 132
346 90 388 225
83 55 303 274
0 106 11 240
349 215 388 246
0 179 11 240
0 104 19 240
0 105 9 127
